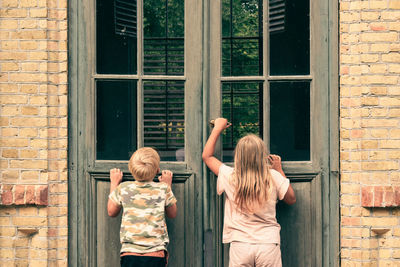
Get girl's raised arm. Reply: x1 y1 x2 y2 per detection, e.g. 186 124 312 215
202 118 230 176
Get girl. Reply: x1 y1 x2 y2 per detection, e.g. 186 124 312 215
202 118 296 267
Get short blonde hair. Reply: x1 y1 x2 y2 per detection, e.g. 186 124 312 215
128 147 160 181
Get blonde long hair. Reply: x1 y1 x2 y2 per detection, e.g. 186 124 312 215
232 134 273 213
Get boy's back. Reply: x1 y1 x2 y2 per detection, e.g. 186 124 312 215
110 180 177 253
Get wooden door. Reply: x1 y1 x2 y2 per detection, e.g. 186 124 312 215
205 0 339 266
69 0 338 266
69 0 204 266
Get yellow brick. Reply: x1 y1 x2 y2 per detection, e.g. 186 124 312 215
0 95 29 105
381 97 400 106
10 117 47 127
30 248 48 259
389 0 400 8
370 87 387 95
362 97 379 106
362 161 398 170
1 62 19 71
20 41 38 50
341 183 360 194
389 151 400 159
370 108 387 116
389 109 400 117
20 149 38 158
361 11 381 21
361 75 398 85
382 53 400 63
21 170 40 179
361 54 379 63
2 149 18 158
20 0 39 7
14 237 30 247
21 62 39 71
0 138 29 147
12 217 47 227
20 20 38 29
0 227 16 237
30 8 48 18
10 73 47 82
29 96 47 105
341 162 361 172
1 41 18 50
361 119 398 127
369 151 387 160
20 84 38 94
370 43 390 52
381 11 400 20
15 248 29 258
390 129 400 138
0 249 14 258
361 32 398 42
1 0 19 7
370 0 387 9
0 117 10 126
29 51 48 60
388 64 400 73
369 64 387 73
0 20 18 29
31 139 48 148
341 12 361 22
361 140 378 149
380 140 400 149
21 107 39 116
9 160 47 169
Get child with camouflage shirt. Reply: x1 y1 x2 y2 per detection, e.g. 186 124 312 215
108 147 177 267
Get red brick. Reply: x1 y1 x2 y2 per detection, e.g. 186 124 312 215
36 185 48 205
395 187 400 206
25 186 35 204
374 187 384 207
361 186 374 207
14 185 25 205
1 190 13 205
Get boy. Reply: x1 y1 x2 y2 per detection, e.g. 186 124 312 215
108 147 177 267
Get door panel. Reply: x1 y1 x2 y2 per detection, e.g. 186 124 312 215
93 173 193 267
277 176 320 267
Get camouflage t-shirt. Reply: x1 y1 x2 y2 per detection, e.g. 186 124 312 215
109 181 177 254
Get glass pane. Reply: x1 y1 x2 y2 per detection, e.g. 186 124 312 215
96 80 137 160
222 0 262 76
143 0 184 75
143 81 185 161
269 0 310 75
222 82 263 162
270 81 310 161
96 0 137 74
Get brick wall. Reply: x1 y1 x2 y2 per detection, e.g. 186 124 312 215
340 0 400 265
0 0 68 264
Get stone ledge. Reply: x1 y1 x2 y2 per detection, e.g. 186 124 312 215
361 186 400 207
0 184 48 206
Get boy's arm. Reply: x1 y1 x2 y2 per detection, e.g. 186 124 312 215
268 155 296 205
165 203 177 218
107 168 123 217
202 118 230 176
159 170 178 219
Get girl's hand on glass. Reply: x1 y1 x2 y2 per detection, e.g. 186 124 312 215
267 154 283 171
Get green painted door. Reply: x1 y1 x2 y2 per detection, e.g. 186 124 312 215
69 0 338 266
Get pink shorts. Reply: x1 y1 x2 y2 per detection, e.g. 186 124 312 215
229 242 282 267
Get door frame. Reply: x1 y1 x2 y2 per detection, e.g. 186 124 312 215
68 0 339 266
68 0 204 266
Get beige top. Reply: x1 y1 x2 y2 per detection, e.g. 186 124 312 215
217 164 290 244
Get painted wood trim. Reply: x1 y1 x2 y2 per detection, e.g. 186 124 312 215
328 0 340 265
